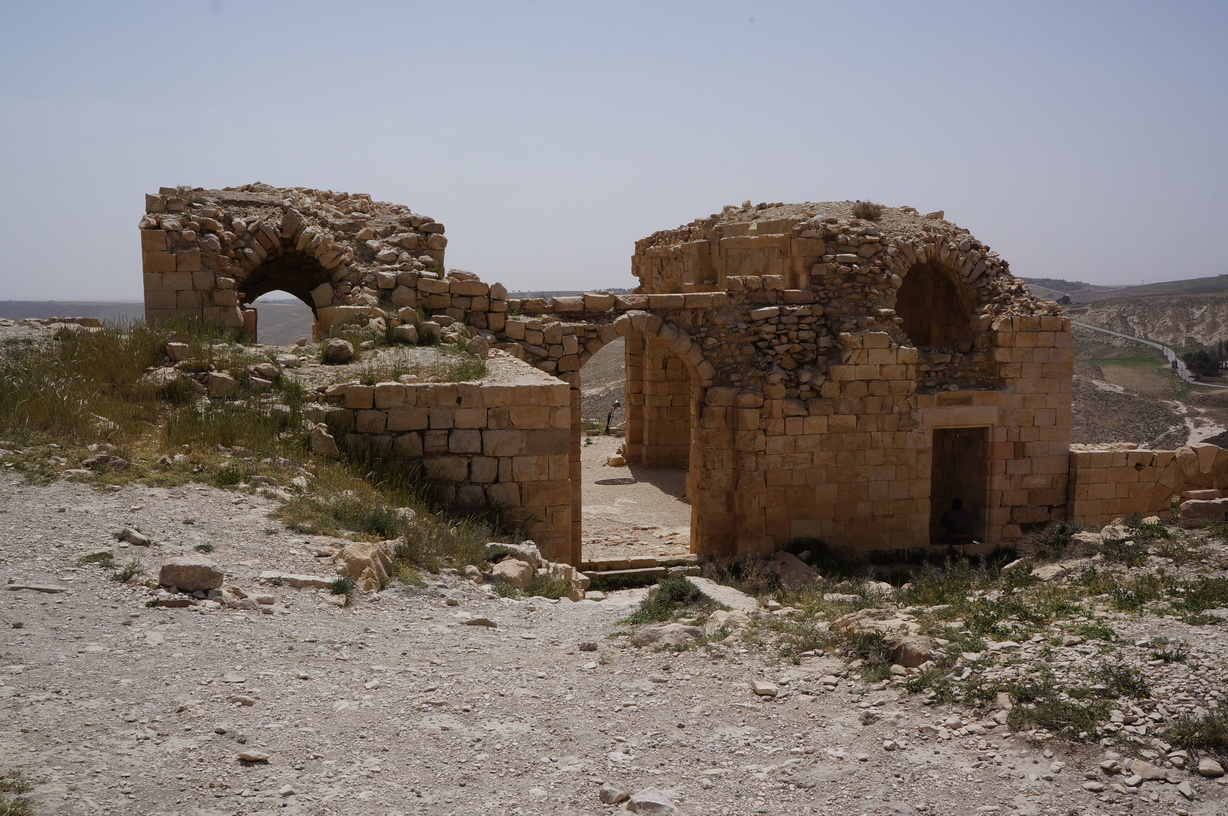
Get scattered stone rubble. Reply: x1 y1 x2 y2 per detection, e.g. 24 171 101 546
3 470 1228 814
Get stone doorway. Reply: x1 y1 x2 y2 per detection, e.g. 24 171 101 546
929 426 990 543
575 333 694 569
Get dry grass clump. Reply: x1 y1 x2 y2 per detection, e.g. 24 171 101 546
0 319 509 575
851 200 884 221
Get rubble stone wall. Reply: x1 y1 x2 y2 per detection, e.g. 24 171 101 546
140 184 509 340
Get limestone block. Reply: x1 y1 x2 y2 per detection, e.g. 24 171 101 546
333 541 392 593
423 456 469 483
551 296 583 313
141 229 168 251
451 279 488 297
487 482 521 508
491 558 534 590
582 292 616 311
1179 497 1228 526
449 429 482 454
176 249 202 272
311 282 334 308
159 557 224 592
344 385 375 409
143 251 176 274
392 433 423 458
386 408 429 432
483 429 525 457
355 410 386 434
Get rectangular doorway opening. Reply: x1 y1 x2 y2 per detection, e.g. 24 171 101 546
930 427 989 544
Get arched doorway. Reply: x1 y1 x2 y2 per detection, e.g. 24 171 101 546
562 316 709 568
575 334 694 569
246 292 316 346
238 250 329 343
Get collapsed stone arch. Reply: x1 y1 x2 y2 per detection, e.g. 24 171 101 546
139 184 448 339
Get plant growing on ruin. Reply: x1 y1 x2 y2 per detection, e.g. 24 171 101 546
851 200 884 221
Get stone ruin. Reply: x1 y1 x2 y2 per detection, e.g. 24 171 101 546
139 186 1221 566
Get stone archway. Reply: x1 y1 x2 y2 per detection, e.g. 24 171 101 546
139 184 448 335
546 311 714 567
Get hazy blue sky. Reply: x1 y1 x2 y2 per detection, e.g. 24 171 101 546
1 0 1225 301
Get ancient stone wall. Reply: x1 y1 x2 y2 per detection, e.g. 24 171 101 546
140 184 509 340
143 190 1083 563
1069 443 1228 527
310 358 572 558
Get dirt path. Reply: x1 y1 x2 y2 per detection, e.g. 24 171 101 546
579 436 691 564
3 473 1227 815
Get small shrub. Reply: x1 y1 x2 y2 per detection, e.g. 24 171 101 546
1148 637 1189 663
1123 515 1173 542
491 579 520 598
193 543 214 553
627 577 710 624
1008 697 1108 741
1109 572 1169 613
831 630 894 682
525 573 570 599
851 201 884 221
1100 538 1148 567
108 560 145 583
1173 576 1228 613
1163 703 1228 756
0 769 34 816
1094 662 1150 698
1018 522 1087 560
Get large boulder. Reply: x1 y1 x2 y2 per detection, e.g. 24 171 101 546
769 550 818 589
491 558 534 591
832 608 935 668
626 787 681 815
1179 497 1228 526
333 541 393 593
630 623 702 648
484 541 542 569
322 339 354 364
159 557 224 592
310 424 341 458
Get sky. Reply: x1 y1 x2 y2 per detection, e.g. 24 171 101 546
1 0 1226 302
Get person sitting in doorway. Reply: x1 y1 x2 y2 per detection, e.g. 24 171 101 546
938 498 974 546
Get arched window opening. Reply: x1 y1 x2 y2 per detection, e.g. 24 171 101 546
239 250 330 344
896 262 975 349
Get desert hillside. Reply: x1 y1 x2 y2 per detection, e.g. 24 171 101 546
1066 293 1228 349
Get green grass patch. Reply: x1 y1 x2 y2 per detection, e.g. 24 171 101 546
1163 703 1228 758
627 577 714 625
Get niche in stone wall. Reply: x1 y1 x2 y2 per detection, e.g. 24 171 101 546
896 263 975 349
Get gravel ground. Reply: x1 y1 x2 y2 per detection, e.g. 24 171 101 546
3 474 1228 816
